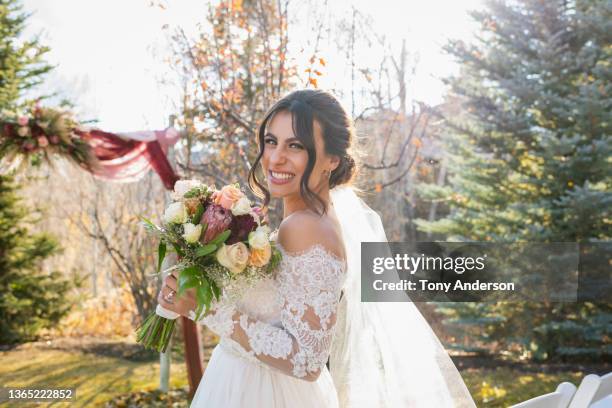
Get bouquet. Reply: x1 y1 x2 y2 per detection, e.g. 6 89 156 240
136 180 280 353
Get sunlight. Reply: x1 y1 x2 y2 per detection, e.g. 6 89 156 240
22 0 482 131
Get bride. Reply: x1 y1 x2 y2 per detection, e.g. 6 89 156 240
157 89 476 407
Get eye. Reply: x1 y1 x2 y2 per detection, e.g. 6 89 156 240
289 142 304 150
264 137 276 146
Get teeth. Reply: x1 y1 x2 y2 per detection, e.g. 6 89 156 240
271 171 294 180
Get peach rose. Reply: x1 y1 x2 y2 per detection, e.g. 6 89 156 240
214 185 243 210
248 244 271 267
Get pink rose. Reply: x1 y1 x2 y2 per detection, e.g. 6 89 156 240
200 204 233 244
49 135 60 144
37 136 49 147
214 185 243 210
17 116 29 126
22 141 36 152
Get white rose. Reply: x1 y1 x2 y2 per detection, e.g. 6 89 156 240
182 222 202 243
163 202 188 224
216 242 249 274
248 225 271 250
172 179 203 200
231 195 251 216
17 126 29 137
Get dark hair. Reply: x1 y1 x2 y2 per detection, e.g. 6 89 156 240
248 89 357 215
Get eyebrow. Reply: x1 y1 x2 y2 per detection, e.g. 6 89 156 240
264 132 301 143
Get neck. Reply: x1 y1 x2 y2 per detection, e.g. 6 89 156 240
282 187 331 218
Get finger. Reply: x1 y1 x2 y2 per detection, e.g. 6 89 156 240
164 275 178 291
158 289 193 317
160 284 195 310
158 288 175 310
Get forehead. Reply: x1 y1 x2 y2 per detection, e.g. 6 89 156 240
267 110 324 144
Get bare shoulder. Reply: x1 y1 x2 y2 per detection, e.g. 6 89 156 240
278 210 345 261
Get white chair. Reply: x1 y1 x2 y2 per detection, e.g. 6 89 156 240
511 382 577 408
568 373 612 408
590 395 612 408
589 372 612 407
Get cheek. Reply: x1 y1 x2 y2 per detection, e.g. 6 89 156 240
292 154 309 177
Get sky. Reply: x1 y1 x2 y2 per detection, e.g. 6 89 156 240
21 0 483 133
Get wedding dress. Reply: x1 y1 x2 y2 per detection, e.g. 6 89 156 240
190 240 347 407
189 186 476 407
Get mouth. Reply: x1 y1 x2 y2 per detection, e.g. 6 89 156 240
268 170 296 185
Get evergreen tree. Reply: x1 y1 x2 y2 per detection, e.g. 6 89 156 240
0 0 52 110
417 0 611 361
0 2 73 344
0 174 75 343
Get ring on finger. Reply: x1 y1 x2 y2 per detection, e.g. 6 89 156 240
163 288 176 304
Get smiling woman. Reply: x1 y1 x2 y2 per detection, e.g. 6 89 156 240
158 89 475 408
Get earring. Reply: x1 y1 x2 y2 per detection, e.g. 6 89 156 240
324 169 331 179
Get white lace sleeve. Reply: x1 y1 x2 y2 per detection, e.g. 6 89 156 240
228 244 346 381
191 298 238 339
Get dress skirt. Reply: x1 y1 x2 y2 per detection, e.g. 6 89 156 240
190 342 339 408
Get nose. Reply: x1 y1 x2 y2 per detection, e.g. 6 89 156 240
269 144 286 166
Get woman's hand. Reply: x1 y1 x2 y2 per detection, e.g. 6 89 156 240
158 272 197 318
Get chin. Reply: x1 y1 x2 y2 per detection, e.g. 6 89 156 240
267 183 298 198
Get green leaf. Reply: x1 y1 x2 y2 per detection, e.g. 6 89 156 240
171 243 184 257
194 303 205 322
139 215 159 231
157 241 166 274
211 280 221 301
196 279 212 315
191 203 205 224
195 244 217 258
210 229 231 246
178 266 200 295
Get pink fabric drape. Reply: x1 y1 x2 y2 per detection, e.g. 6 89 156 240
75 128 180 190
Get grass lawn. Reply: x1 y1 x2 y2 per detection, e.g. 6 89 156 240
0 338 189 407
462 367 585 407
0 337 607 407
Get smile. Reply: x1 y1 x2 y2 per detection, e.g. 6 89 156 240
269 170 295 185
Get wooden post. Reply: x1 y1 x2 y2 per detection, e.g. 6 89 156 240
182 317 204 399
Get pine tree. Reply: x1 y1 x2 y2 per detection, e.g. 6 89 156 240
0 0 52 110
0 174 75 343
417 0 611 361
0 2 73 344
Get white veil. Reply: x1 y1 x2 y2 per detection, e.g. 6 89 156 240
329 186 476 408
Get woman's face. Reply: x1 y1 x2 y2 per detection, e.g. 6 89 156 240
261 110 337 199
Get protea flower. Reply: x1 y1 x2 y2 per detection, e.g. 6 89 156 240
200 204 233 244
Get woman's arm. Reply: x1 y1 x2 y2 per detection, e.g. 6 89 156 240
225 250 343 382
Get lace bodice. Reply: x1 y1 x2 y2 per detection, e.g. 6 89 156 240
199 242 347 381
